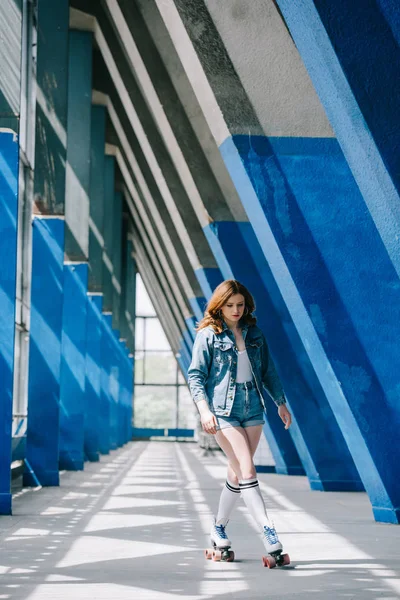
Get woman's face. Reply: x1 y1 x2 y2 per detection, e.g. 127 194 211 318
220 293 245 325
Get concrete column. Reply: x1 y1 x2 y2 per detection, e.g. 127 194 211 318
119 219 135 353
0 131 18 512
83 103 107 462
59 29 92 471
25 0 69 488
112 190 123 331
120 236 135 439
99 154 116 451
84 293 102 461
59 263 88 470
271 0 400 522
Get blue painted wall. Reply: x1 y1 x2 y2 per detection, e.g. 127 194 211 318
25 218 65 486
99 313 112 454
84 294 103 462
0 130 19 514
194 267 223 302
59 263 89 470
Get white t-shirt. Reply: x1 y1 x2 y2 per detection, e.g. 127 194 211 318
236 349 253 383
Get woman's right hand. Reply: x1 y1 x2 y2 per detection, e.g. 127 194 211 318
200 410 218 435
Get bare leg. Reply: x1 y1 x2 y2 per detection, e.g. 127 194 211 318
245 425 263 459
215 426 255 481
226 424 263 483
216 426 263 524
215 425 273 529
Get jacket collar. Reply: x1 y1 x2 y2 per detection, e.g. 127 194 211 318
221 319 249 339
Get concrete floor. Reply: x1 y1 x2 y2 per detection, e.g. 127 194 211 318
1 441 399 600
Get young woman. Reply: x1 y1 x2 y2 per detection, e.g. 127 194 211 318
188 280 292 562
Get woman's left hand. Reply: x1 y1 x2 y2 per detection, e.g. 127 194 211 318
278 404 292 430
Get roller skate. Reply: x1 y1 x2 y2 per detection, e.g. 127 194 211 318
204 518 235 562
261 524 290 568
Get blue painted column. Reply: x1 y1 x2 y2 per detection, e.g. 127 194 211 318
99 313 112 454
194 267 223 303
25 0 69 488
221 134 399 518
276 0 400 278
218 139 366 490
203 222 304 476
59 29 92 470
59 263 89 470
99 155 116 452
85 104 107 461
273 2 400 518
25 219 65 485
84 294 103 461
106 314 119 451
0 131 19 514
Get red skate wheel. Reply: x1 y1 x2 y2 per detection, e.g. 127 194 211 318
226 550 235 562
212 550 222 561
204 548 213 560
262 555 276 568
281 553 290 566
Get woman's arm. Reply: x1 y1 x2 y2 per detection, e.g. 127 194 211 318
187 330 218 434
187 329 212 404
261 335 292 429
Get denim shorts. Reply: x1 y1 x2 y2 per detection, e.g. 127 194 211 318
215 381 265 430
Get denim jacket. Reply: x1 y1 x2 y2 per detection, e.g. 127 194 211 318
187 322 286 417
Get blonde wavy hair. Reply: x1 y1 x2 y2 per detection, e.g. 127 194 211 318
196 280 257 334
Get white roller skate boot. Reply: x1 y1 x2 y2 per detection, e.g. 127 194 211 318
204 518 234 562
261 524 290 568
210 518 231 548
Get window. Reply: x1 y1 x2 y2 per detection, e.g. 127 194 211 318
134 275 195 432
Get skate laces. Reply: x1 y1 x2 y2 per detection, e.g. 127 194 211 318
215 524 228 539
263 525 279 545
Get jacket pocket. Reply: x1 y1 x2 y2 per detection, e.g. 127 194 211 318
213 341 233 364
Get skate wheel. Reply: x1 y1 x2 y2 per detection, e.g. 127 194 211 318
262 555 276 568
281 553 290 566
226 550 235 562
204 548 213 560
212 550 222 561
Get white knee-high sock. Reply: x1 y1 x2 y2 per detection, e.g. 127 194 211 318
216 479 241 526
239 478 272 528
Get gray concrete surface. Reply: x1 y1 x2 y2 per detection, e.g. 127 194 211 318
1 441 399 599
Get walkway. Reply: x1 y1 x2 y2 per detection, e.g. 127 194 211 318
1 441 399 599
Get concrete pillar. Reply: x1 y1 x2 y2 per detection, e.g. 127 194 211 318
0 0 21 512
0 132 18 511
271 0 400 522
25 0 69 488
84 293 102 461
59 29 92 470
83 103 107 462
120 235 135 439
100 155 116 450
119 219 135 353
